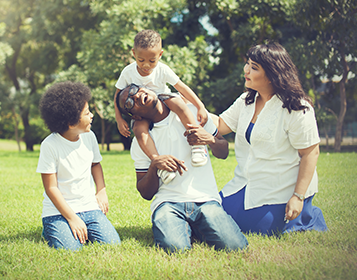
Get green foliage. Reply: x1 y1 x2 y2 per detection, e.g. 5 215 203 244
0 148 356 279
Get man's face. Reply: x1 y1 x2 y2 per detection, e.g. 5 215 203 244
119 85 158 118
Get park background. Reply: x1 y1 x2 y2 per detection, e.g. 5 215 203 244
1 0 357 153
1 1 357 279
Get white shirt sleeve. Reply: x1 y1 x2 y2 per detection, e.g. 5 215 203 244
287 104 320 150
219 93 246 133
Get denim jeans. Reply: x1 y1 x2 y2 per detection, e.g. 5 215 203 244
152 201 248 252
42 210 120 250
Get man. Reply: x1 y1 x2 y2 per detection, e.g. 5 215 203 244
116 83 248 252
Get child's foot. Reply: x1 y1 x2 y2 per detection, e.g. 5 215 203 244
157 169 176 184
191 145 208 167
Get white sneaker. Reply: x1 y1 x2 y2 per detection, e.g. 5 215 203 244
191 145 208 167
157 169 176 184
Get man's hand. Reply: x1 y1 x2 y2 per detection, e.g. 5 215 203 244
152 155 188 175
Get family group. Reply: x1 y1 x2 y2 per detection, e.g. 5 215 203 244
37 30 327 252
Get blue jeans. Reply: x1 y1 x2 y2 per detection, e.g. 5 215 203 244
152 201 248 252
42 210 121 250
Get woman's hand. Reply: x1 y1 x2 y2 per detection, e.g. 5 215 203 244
184 124 215 146
285 195 304 221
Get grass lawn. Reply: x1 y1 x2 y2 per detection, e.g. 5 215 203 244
0 139 356 279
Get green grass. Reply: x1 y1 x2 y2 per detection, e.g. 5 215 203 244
0 140 356 279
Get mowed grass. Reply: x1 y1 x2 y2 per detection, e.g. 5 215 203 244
0 139 356 279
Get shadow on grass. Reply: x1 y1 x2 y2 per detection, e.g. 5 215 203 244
116 225 154 247
0 227 43 243
0 225 154 247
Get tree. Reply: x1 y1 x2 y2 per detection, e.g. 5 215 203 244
291 0 357 152
0 0 98 150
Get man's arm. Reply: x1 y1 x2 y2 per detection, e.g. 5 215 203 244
185 124 229 159
136 155 188 200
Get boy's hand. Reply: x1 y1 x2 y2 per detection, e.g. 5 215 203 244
68 215 88 244
197 107 208 127
96 188 109 215
117 119 131 138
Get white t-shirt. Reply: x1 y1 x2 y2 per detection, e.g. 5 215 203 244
115 61 180 94
220 92 320 210
36 131 102 218
130 104 221 214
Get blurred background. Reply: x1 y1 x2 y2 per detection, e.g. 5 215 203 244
1 0 356 152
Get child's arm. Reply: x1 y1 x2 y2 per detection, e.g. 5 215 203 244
173 80 208 126
91 162 109 215
133 119 160 161
41 173 88 244
114 88 131 138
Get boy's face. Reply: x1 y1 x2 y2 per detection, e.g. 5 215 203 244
132 43 163 77
73 102 93 134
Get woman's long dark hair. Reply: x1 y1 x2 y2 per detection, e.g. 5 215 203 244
244 42 312 112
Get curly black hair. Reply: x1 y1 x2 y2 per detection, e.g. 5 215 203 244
39 81 92 134
245 42 312 112
134 29 161 50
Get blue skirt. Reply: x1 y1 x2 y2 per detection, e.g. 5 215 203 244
220 186 328 236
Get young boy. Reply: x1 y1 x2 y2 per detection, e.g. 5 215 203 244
114 30 208 184
37 81 120 250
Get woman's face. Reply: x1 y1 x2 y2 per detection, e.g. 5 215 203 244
244 58 271 93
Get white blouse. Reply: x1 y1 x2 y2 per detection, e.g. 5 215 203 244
220 92 320 210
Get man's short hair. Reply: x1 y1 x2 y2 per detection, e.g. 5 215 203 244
40 81 91 134
116 88 131 117
134 29 161 50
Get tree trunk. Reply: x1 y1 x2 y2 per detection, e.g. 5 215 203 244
11 107 21 152
334 53 348 152
21 107 34 151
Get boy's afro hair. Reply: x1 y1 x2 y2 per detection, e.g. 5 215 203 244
39 81 91 134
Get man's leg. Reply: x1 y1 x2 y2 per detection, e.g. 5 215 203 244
191 201 249 251
81 210 121 245
152 202 192 253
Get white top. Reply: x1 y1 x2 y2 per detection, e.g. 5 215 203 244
220 92 320 210
36 131 102 218
115 61 180 94
131 104 221 214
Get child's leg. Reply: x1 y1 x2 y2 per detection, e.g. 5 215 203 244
133 119 176 183
164 97 196 129
132 119 159 160
42 214 82 250
83 210 121 245
164 96 208 167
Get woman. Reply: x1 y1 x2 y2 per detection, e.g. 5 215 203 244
217 42 328 235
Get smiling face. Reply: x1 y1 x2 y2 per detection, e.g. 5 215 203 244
132 43 163 77
244 58 272 94
75 102 93 134
119 86 159 119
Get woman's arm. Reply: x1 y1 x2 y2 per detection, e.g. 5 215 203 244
285 143 320 220
185 124 229 159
